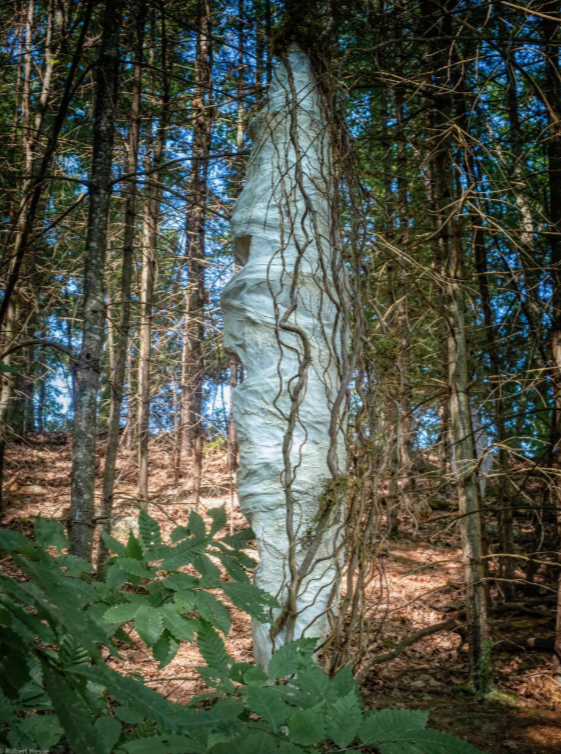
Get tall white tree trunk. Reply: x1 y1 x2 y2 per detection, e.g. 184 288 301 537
222 44 347 665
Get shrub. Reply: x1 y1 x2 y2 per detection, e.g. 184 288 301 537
0 510 485 754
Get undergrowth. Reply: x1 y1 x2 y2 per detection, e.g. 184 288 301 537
0 509 485 753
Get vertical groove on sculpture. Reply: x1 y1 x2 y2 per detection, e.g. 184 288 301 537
222 44 347 665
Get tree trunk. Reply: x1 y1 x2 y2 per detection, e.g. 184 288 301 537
222 45 348 665
180 0 213 507
473 225 514 597
0 300 18 512
541 0 561 682
137 10 169 508
443 200 490 696
98 5 146 566
68 0 123 560
421 0 490 693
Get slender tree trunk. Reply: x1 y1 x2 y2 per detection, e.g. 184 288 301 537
137 202 156 507
540 0 561 681
137 9 169 507
37 339 47 435
68 0 123 560
97 6 146 566
422 0 490 693
227 0 245 476
473 225 513 596
443 202 490 696
0 300 18 511
180 0 213 507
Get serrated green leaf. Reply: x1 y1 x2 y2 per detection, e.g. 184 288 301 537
173 589 197 612
0 688 15 724
126 719 156 740
122 733 197 753
326 691 362 747
74 664 180 732
117 557 154 579
138 510 162 548
229 661 254 683
267 638 318 679
246 686 289 732
293 665 330 706
378 728 485 754
360 709 429 744
188 510 206 539
103 602 140 624
197 622 231 670
13 558 106 654
94 714 122 754
221 582 278 622
7 720 36 750
42 664 105 754
195 591 231 634
215 542 256 569
135 605 164 646
125 531 144 561
288 707 326 745
278 744 307 754
114 705 145 724
60 634 90 667
163 573 199 591
0 528 38 555
106 565 127 588
330 664 360 700
244 665 268 684
196 664 236 693
152 630 180 668
192 554 222 586
222 528 255 549
101 530 127 556
208 507 227 536
170 526 189 543
34 517 68 550
19 713 63 750
215 551 251 583
236 731 281 754
161 604 195 641
161 540 208 570
57 553 94 576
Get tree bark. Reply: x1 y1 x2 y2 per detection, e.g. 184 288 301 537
68 0 123 560
137 9 169 507
540 0 561 682
180 0 213 507
97 5 146 566
421 0 490 694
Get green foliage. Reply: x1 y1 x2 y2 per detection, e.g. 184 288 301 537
0 511 486 754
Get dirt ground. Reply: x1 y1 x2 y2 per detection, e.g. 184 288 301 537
2 437 561 753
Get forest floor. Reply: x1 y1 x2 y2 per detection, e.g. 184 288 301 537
2 436 561 753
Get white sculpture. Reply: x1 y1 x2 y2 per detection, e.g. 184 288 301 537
222 44 347 665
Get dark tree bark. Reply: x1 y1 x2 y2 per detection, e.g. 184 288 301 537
421 0 490 695
137 6 170 507
541 0 561 683
180 0 213 507
97 4 146 567
68 0 124 560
